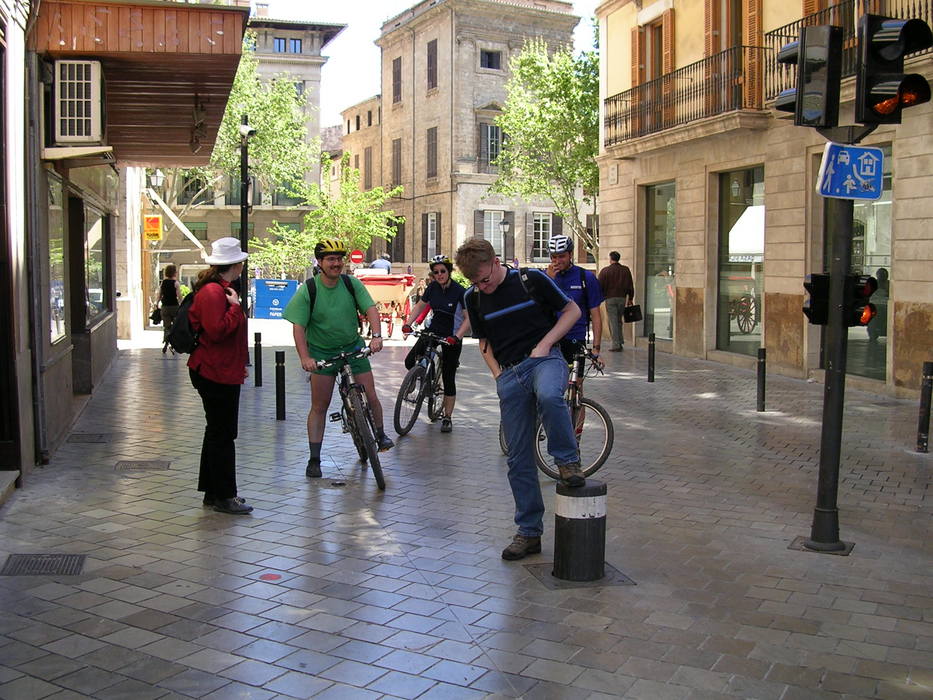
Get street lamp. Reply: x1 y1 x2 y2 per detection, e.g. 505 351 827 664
239 116 256 318
498 217 510 236
148 169 164 190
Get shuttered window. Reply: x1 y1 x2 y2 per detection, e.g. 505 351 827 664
392 57 402 103
392 138 402 187
426 127 437 179
427 39 437 90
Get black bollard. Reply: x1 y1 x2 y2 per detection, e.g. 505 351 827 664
275 351 285 421
757 348 766 412
254 332 263 387
553 480 606 582
918 361 932 453
648 333 655 383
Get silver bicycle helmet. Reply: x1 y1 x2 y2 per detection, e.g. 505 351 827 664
548 234 574 254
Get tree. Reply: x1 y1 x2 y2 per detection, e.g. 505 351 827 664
491 37 599 255
154 31 314 220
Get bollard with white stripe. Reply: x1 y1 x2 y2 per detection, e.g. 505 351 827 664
553 480 606 582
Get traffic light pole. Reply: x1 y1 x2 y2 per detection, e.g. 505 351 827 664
805 196 853 553
239 114 250 321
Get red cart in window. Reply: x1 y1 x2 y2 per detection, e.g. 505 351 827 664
353 270 414 339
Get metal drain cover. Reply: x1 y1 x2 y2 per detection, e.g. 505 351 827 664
1 554 86 576
524 562 636 589
115 460 170 471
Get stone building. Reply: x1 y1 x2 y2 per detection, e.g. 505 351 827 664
340 0 586 273
596 0 933 396
149 9 345 294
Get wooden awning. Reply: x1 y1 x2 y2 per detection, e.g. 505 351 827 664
32 0 250 167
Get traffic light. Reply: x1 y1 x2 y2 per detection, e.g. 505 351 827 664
775 25 843 128
856 14 933 125
844 274 878 327
803 273 830 325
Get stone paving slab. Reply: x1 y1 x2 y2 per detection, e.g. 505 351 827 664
0 340 930 699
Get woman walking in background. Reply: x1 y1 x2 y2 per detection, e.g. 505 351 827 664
187 238 253 515
157 264 181 354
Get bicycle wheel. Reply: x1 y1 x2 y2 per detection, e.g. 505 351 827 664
350 390 385 490
426 353 444 422
535 397 613 479
394 366 427 436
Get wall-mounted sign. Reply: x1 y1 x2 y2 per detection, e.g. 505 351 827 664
144 215 163 241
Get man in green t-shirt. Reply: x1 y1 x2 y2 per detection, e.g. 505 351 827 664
283 238 394 478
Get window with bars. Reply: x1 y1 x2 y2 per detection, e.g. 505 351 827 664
392 57 402 103
426 127 437 179
531 213 554 261
427 39 438 90
479 123 501 172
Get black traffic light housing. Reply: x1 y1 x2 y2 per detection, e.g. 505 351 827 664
803 273 830 325
776 25 843 128
856 14 933 125
844 274 878 327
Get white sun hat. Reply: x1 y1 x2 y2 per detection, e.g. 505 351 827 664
204 237 248 265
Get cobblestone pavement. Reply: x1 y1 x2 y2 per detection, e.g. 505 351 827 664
0 338 929 699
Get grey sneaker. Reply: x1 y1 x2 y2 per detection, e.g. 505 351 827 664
501 534 542 561
440 417 452 433
557 461 585 487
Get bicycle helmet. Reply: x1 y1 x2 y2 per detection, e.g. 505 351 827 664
314 238 347 259
548 234 574 255
429 254 453 272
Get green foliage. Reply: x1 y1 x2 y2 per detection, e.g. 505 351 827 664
247 222 317 280
291 152 405 255
179 283 191 299
451 269 470 289
491 37 600 254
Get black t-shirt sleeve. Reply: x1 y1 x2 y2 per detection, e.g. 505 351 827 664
526 269 571 312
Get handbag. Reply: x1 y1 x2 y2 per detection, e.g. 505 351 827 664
622 304 643 323
149 307 162 325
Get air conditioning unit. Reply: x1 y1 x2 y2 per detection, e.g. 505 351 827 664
53 60 103 143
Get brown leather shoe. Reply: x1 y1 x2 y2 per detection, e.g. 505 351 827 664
558 461 585 487
501 534 542 561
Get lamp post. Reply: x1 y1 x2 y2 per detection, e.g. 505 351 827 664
499 217 511 264
238 116 255 318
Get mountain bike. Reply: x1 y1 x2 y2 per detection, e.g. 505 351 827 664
393 330 451 436
498 348 614 479
317 347 385 490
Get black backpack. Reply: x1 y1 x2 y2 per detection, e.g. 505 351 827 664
166 291 200 354
469 267 556 325
305 274 358 325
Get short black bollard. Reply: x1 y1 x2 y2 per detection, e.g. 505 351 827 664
553 480 606 582
275 351 285 421
254 332 263 387
648 333 655 383
757 348 766 412
918 361 932 453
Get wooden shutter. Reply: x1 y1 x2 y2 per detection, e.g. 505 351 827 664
705 0 721 113
802 0 820 14
743 0 762 109
473 210 484 239
435 213 441 258
427 39 437 90
422 213 429 261
504 211 514 261
478 124 489 171
631 26 645 134
552 214 563 236
661 10 676 126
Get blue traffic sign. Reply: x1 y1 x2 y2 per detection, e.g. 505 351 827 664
816 142 884 200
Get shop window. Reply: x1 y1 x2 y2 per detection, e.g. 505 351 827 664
644 183 676 340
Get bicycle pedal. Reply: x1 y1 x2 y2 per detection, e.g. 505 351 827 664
329 412 341 422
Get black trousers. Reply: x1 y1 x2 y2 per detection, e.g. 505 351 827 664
189 369 240 499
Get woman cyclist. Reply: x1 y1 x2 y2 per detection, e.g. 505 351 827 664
401 255 470 433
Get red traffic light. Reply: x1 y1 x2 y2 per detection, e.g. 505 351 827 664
844 274 879 327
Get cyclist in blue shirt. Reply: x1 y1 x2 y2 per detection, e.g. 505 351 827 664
401 255 470 433
545 234 605 367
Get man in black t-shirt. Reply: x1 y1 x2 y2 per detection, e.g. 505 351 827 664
456 239 584 561
402 254 470 433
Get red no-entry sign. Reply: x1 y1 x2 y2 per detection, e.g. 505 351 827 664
349 250 364 264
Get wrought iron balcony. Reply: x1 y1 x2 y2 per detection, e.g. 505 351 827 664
764 0 933 102
604 45 769 147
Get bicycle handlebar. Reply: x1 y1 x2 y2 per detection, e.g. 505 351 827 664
410 329 453 345
315 346 374 371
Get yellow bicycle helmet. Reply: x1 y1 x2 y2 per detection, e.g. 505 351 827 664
314 238 348 259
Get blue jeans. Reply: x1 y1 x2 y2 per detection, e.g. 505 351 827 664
496 348 579 537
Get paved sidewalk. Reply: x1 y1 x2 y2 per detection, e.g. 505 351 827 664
0 339 929 699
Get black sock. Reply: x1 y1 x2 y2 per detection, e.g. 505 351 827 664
309 442 322 461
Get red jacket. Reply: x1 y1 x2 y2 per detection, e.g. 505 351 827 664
187 280 247 384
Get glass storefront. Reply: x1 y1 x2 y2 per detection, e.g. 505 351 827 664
824 144 891 381
84 206 107 322
717 166 764 356
644 182 676 340
48 174 66 343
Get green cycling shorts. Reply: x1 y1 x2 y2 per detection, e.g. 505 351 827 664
311 338 372 377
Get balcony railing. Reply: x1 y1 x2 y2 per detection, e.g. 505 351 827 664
604 45 769 147
764 0 933 102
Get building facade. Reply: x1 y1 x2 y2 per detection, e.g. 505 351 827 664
354 0 585 273
597 0 933 396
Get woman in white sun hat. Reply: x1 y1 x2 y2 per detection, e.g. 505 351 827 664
187 237 253 515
